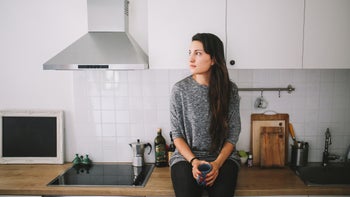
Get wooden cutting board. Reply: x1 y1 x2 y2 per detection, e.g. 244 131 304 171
260 126 285 167
251 113 289 166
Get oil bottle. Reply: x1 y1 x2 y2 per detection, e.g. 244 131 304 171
154 128 168 167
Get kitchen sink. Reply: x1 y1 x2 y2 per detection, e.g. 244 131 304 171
294 162 350 186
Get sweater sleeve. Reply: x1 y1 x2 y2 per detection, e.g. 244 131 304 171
226 82 241 146
169 84 185 140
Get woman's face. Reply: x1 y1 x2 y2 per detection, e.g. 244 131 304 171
188 41 214 75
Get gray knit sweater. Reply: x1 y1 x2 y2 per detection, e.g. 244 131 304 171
169 75 241 167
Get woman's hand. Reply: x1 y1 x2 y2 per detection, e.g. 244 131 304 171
192 159 221 187
191 159 208 180
204 142 235 186
205 161 220 186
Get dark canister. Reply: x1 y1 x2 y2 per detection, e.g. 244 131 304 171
291 141 309 167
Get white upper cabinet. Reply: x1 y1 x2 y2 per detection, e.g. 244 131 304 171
148 0 349 69
303 0 350 69
226 0 304 69
148 0 226 69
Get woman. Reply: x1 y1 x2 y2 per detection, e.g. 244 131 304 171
169 33 241 197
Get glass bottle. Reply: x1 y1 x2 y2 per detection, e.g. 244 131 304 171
73 154 81 165
154 128 168 167
247 153 253 167
168 131 175 163
82 154 92 165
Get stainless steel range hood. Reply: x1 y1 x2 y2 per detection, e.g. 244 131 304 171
43 0 148 70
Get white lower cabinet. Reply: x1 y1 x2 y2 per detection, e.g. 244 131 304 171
42 196 142 197
144 195 350 197
0 196 41 197
4 195 348 197
309 196 350 197
236 196 307 197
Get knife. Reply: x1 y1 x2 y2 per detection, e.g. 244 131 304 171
289 123 297 146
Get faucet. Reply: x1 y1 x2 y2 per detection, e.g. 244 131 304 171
346 145 350 163
322 128 340 166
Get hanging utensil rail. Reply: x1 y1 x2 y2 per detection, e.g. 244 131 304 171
238 84 295 97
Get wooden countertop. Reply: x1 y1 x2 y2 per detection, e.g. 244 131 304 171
0 163 349 196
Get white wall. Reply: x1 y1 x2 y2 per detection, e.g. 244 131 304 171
0 0 87 160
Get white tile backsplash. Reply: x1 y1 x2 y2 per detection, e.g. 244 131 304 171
116 110 130 123
70 69 350 163
101 110 115 123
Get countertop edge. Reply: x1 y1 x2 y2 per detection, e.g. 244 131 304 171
1 163 350 196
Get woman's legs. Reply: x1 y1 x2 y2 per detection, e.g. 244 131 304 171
206 160 239 197
171 161 203 197
171 160 239 197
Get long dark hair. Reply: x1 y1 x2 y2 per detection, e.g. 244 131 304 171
192 33 232 153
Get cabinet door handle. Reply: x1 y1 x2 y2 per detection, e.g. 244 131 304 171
229 60 235 66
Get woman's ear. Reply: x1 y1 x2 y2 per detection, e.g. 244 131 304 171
211 57 216 66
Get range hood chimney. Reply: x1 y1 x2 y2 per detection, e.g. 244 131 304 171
43 0 148 70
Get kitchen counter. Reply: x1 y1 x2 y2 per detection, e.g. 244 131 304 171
0 163 349 196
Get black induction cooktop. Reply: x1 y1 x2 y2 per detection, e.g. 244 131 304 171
47 163 155 187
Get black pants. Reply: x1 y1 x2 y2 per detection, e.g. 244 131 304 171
171 160 239 197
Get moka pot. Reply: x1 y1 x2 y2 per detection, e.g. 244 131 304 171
129 139 152 167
